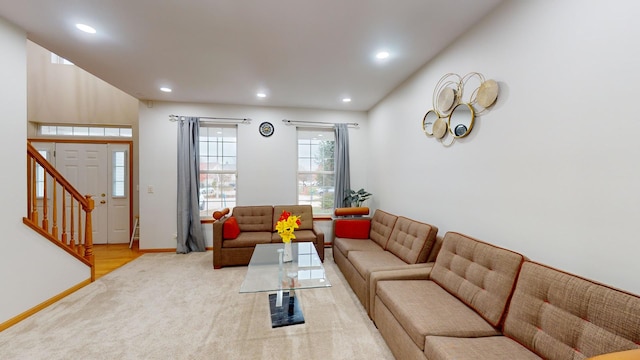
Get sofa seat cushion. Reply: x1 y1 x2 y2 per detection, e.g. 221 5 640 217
377 279 501 351
430 232 525 327
222 231 272 248
348 250 409 279
423 335 542 360
504 262 640 359
334 237 384 257
271 229 318 243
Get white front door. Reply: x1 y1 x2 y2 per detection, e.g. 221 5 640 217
54 143 130 244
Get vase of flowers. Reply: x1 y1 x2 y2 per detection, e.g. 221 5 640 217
275 210 301 262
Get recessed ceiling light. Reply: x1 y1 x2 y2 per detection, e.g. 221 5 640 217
342 98 352 103
257 92 267 98
75 24 96 34
160 87 172 93
376 51 390 59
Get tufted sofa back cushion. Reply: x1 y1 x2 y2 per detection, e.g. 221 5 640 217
504 262 640 359
273 205 313 231
385 216 438 264
232 206 273 232
430 232 525 327
369 209 398 249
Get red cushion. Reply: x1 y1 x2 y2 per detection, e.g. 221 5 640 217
334 219 371 239
223 216 241 239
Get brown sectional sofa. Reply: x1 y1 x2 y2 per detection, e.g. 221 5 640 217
213 204 324 269
332 210 640 360
332 209 439 317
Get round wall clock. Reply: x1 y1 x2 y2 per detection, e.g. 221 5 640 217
259 122 274 137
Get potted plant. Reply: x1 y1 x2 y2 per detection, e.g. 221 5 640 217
344 188 372 207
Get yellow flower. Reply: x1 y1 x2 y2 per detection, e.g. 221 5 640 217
276 211 301 243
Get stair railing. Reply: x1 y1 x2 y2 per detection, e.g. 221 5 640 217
24 142 95 280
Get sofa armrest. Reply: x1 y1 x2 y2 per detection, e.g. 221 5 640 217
213 217 230 269
368 264 434 320
312 222 325 261
588 350 640 360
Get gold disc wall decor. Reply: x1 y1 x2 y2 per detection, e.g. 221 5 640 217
476 79 499 108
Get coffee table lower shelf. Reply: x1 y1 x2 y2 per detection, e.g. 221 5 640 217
268 291 305 328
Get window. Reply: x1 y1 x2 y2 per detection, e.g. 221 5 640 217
38 124 132 138
50 53 74 65
199 125 237 217
297 128 335 215
112 151 127 197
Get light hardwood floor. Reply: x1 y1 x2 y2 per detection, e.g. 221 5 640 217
93 241 142 279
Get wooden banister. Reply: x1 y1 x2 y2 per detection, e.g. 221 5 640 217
24 142 95 280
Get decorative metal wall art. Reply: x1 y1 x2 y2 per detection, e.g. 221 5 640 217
422 72 499 146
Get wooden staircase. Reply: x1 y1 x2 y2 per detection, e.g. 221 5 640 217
23 142 96 280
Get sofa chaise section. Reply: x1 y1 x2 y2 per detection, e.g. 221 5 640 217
373 231 525 360
333 209 438 316
422 261 640 359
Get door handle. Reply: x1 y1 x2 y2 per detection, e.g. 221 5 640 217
100 200 106 204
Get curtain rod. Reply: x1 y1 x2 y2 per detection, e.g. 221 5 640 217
282 119 359 127
169 115 252 123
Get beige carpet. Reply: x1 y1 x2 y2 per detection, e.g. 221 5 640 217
0 249 393 360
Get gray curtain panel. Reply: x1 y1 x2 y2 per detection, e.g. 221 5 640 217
176 116 206 253
334 123 351 208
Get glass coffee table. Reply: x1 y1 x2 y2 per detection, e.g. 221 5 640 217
240 242 331 328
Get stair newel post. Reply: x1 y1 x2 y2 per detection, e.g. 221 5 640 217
84 195 94 261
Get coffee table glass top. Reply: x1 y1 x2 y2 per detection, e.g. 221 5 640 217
240 242 331 293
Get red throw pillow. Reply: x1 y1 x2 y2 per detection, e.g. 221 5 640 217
334 219 371 239
223 216 241 240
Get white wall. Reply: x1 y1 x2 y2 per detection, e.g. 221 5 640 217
139 101 367 249
0 17 90 325
368 0 640 294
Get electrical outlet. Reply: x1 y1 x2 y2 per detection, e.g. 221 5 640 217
147 185 154 193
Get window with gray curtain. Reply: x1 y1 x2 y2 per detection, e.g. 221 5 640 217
198 125 237 218
297 128 335 215
333 123 351 209
177 117 206 253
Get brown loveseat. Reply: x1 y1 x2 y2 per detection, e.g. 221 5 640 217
213 204 324 269
332 209 439 317
369 230 640 359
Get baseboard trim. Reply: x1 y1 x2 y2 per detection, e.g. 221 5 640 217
0 278 92 332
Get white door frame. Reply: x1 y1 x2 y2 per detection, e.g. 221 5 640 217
30 139 134 244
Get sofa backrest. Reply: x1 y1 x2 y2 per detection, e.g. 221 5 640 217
385 216 438 264
369 209 398 249
273 205 313 231
430 232 525 327
503 261 640 359
231 206 273 232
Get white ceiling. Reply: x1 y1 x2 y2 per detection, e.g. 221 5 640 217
0 0 503 111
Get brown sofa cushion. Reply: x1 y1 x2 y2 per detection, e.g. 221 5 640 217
424 335 542 360
385 216 437 264
369 209 398 249
222 231 272 248
333 238 385 258
429 232 525 327
503 262 640 359
273 205 313 230
232 206 273 232
376 279 501 351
